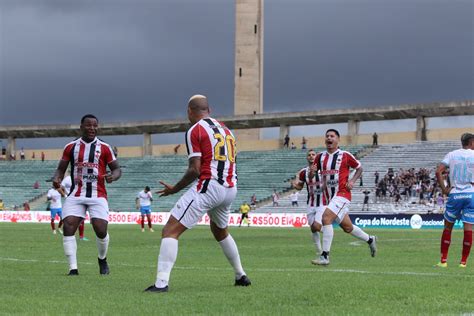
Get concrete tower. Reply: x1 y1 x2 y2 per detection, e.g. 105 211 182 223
234 0 264 140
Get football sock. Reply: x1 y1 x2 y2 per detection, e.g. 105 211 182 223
78 222 85 239
147 216 152 228
58 220 63 229
440 228 452 263
155 238 178 288
322 225 334 253
312 231 322 255
50 220 55 230
350 225 370 242
219 234 245 279
96 233 109 260
141 217 145 229
63 236 78 270
461 230 472 265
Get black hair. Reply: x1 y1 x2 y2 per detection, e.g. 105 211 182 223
325 129 340 137
81 114 98 124
461 133 473 147
145 186 151 191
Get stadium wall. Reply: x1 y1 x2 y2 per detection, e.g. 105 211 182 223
15 127 471 160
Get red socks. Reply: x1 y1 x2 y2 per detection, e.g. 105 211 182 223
440 228 452 263
50 220 55 230
461 230 472 265
79 221 85 238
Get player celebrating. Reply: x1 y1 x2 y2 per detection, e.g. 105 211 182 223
435 132 474 268
145 95 250 293
47 184 65 234
311 129 377 265
52 114 122 276
293 149 325 262
136 186 154 232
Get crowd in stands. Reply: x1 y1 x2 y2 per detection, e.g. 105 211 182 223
374 167 448 211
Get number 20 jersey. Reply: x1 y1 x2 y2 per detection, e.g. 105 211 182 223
185 117 237 189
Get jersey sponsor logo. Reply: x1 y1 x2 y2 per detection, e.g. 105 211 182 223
82 174 98 181
75 161 99 169
326 179 338 187
321 169 339 176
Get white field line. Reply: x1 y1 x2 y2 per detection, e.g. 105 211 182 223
1 256 473 279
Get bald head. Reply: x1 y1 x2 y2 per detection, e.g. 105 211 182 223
188 94 209 113
187 94 210 124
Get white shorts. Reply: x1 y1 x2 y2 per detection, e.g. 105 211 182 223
171 180 237 229
326 196 351 221
307 206 325 226
63 196 109 221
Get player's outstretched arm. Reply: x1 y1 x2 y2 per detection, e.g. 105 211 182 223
158 157 201 196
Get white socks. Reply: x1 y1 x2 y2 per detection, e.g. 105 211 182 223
322 225 334 253
63 236 77 270
96 233 109 259
350 225 370 242
219 234 245 279
155 238 178 288
312 232 322 255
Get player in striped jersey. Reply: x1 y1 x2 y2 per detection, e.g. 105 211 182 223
311 129 377 265
52 114 122 276
145 95 250 293
292 149 325 262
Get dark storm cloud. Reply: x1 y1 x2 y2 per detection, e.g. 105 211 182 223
0 0 472 128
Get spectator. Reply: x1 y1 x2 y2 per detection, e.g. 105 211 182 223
0 199 4 211
290 142 296 150
23 201 30 211
33 181 40 189
20 148 25 160
41 151 45 161
301 136 307 150
31 152 35 159
359 175 363 187
374 171 379 185
372 132 378 147
290 191 299 207
250 194 257 209
113 146 119 157
272 190 279 207
283 134 290 148
362 190 370 211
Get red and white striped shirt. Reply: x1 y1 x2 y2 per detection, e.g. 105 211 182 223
60 137 116 199
297 167 323 207
314 149 361 203
186 117 237 189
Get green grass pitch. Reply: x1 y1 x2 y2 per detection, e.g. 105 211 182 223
1 223 473 315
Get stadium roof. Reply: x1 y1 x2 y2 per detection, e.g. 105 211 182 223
1 101 473 138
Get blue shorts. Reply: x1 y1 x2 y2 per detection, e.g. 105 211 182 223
444 192 474 224
50 208 62 220
140 205 151 215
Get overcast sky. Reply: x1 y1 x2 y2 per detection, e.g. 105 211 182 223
0 0 473 147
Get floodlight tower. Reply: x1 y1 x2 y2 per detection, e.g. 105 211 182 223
234 0 264 140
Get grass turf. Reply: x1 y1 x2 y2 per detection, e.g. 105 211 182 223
0 223 473 315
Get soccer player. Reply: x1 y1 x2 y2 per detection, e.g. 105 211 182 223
292 149 325 262
52 114 121 276
311 129 377 265
46 184 65 234
239 202 251 227
145 95 250 293
136 186 154 232
62 173 88 241
435 132 474 268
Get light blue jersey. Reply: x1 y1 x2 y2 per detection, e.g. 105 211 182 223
442 148 474 224
442 148 474 194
